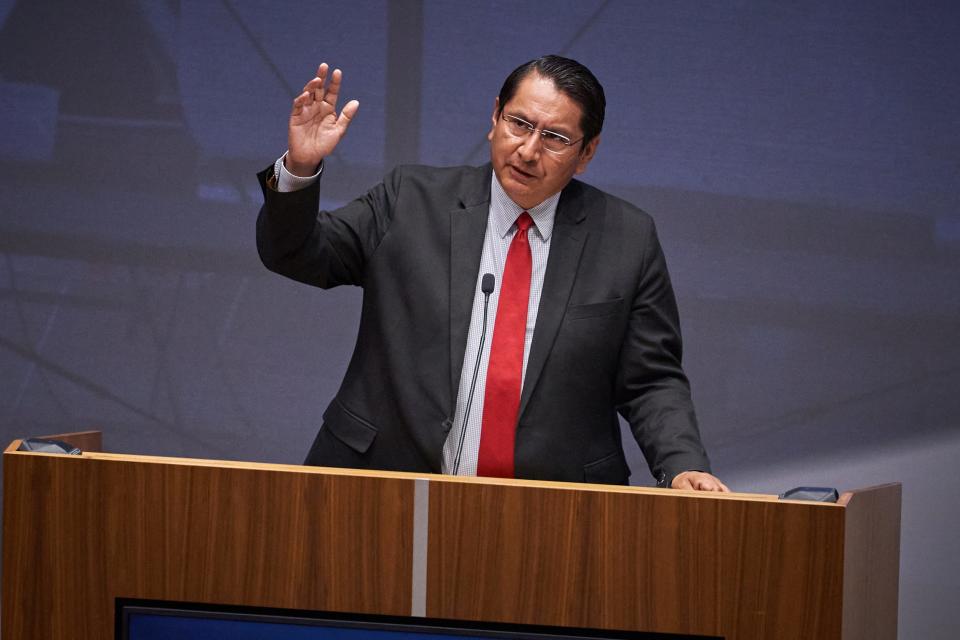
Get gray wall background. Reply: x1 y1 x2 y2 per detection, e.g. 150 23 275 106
1 1 958 637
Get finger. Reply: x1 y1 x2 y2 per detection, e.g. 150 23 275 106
302 76 322 96
301 64 328 100
303 64 327 94
699 477 729 492
336 99 360 132
315 62 328 92
699 474 729 493
323 68 343 109
291 91 311 115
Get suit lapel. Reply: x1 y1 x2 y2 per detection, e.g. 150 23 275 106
519 181 589 418
448 166 492 407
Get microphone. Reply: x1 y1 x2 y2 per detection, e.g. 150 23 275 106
481 272 495 296
452 273 496 475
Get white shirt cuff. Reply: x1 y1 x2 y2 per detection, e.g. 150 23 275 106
275 152 322 192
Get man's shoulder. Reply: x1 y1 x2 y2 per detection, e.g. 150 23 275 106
391 163 487 178
564 178 655 228
386 163 491 203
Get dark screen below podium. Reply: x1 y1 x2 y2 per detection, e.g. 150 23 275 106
118 602 721 640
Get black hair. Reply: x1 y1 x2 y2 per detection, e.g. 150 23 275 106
496 55 606 149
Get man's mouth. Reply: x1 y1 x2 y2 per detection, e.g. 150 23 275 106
508 165 537 180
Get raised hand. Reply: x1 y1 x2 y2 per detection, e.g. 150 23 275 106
286 63 360 176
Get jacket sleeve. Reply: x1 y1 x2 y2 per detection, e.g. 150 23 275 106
614 220 712 488
255 164 402 289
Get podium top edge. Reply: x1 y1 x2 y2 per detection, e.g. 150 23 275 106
4 443 854 505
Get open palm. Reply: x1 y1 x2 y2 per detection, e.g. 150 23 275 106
287 63 360 176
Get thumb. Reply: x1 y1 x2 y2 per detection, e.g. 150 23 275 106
337 100 360 133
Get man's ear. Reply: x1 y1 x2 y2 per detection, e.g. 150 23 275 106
487 97 501 142
574 135 600 175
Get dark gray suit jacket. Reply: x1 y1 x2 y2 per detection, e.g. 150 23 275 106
256 162 710 487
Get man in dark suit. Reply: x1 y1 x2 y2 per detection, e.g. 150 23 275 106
257 56 728 491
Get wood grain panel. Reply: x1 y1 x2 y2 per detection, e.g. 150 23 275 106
726 497 851 639
2 446 901 640
2 451 414 639
427 481 847 639
839 484 901 640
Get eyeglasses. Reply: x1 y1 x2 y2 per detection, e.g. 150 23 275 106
499 113 584 155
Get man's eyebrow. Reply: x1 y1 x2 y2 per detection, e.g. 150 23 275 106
506 111 574 136
505 110 533 124
543 124 573 137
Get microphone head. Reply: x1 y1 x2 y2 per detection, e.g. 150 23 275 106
481 273 495 295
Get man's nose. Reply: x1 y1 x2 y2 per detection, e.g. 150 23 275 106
517 131 541 161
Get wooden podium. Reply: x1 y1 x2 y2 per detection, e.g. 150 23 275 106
2 433 900 639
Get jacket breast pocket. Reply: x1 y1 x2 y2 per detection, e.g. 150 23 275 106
565 297 624 321
322 398 378 453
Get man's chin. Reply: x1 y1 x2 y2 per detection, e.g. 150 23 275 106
502 184 541 209
493 165 541 208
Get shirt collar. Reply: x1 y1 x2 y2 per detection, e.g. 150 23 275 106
490 172 559 241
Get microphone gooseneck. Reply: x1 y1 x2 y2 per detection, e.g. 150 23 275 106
452 273 496 475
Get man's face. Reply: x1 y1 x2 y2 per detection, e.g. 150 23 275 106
488 72 599 210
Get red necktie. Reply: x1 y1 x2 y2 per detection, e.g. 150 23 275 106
477 212 533 478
